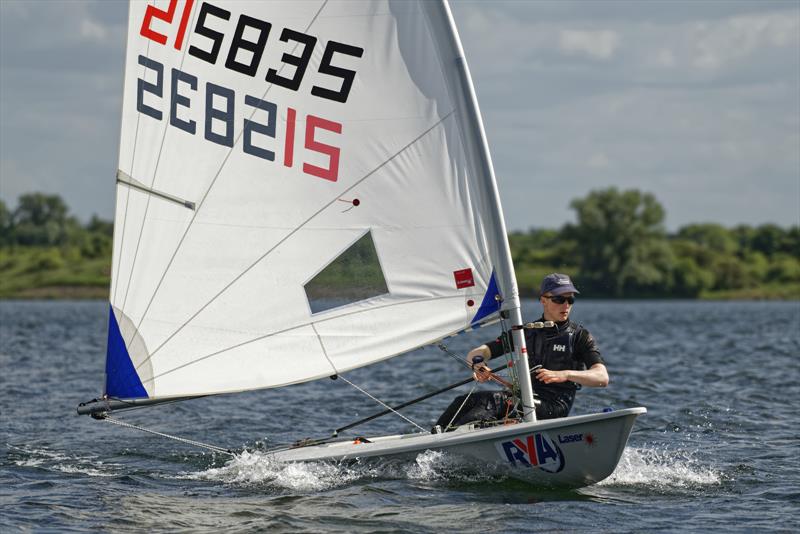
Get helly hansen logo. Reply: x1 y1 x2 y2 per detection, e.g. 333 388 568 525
553 344 566 352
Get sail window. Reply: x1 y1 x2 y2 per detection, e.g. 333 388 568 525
305 231 388 314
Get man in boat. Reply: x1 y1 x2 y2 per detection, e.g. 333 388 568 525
435 273 608 430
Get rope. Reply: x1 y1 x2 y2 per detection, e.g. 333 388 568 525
501 395 518 425
336 375 428 433
436 305 527 429
497 312 519 389
437 343 473 369
444 383 478 431
101 416 234 456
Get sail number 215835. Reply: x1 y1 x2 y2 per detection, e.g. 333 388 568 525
134 0 366 183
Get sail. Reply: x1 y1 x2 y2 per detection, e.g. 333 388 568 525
105 0 519 401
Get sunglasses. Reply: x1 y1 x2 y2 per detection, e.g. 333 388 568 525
544 295 575 305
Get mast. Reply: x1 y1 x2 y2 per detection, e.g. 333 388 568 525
437 1 537 421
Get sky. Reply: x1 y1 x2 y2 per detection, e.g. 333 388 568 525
0 0 798 232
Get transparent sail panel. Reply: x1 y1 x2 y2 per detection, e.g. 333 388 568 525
305 231 389 314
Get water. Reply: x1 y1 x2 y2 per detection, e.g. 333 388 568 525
2 300 799 532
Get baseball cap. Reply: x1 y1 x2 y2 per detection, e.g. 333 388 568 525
540 273 580 296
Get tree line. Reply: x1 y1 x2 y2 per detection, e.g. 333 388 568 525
1 190 798 299
0 194 112 297
510 188 799 298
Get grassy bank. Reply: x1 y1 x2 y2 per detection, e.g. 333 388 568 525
0 247 109 299
3 191 798 301
2 257 797 301
4 286 798 301
699 283 800 300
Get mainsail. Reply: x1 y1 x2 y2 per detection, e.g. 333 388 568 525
103 0 521 404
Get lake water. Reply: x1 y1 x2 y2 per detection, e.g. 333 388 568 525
1 299 799 532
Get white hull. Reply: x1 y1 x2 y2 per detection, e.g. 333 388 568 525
270 407 646 488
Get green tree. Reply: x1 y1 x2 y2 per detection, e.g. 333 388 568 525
564 188 669 297
780 226 800 256
711 255 750 290
731 224 756 255
509 228 574 267
11 193 72 246
677 223 737 255
742 250 770 283
0 200 10 246
671 257 714 297
750 224 788 258
509 228 579 294
86 215 114 237
69 215 113 259
768 253 800 283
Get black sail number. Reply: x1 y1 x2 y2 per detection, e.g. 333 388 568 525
185 3 364 104
188 3 231 64
312 41 364 104
265 28 318 91
225 15 272 77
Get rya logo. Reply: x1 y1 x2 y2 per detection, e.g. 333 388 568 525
496 433 565 473
553 344 566 352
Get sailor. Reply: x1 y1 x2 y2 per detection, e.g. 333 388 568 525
434 273 608 429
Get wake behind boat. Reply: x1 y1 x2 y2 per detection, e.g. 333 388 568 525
77 0 644 489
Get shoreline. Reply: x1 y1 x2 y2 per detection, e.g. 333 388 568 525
1 286 797 301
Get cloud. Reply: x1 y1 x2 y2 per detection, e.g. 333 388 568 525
0 1 124 72
1 0 797 232
456 4 553 76
691 12 800 70
652 48 677 68
80 17 109 43
449 2 799 231
587 152 610 170
0 0 125 220
558 29 620 60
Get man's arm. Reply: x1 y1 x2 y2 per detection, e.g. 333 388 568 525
535 363 609 387
535 326 609 387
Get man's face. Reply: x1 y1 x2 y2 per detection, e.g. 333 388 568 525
540 292 575 322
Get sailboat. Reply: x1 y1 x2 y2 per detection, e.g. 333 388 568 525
77 0 645 488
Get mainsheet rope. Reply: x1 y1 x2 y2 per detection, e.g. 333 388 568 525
335 375 428 433
435 304 525 428
443 383 479 431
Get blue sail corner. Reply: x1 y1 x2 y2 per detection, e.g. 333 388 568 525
470 271 502 327
104 305 148 399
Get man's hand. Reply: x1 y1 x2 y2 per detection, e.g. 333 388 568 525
466 345 492 382
473 364 492 383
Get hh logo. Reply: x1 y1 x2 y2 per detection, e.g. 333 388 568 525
496 433 565 473
553 344 566 352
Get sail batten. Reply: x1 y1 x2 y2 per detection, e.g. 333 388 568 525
117 170 196 210
103 0 511 401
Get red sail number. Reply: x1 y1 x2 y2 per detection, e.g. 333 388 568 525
140 0 195 50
